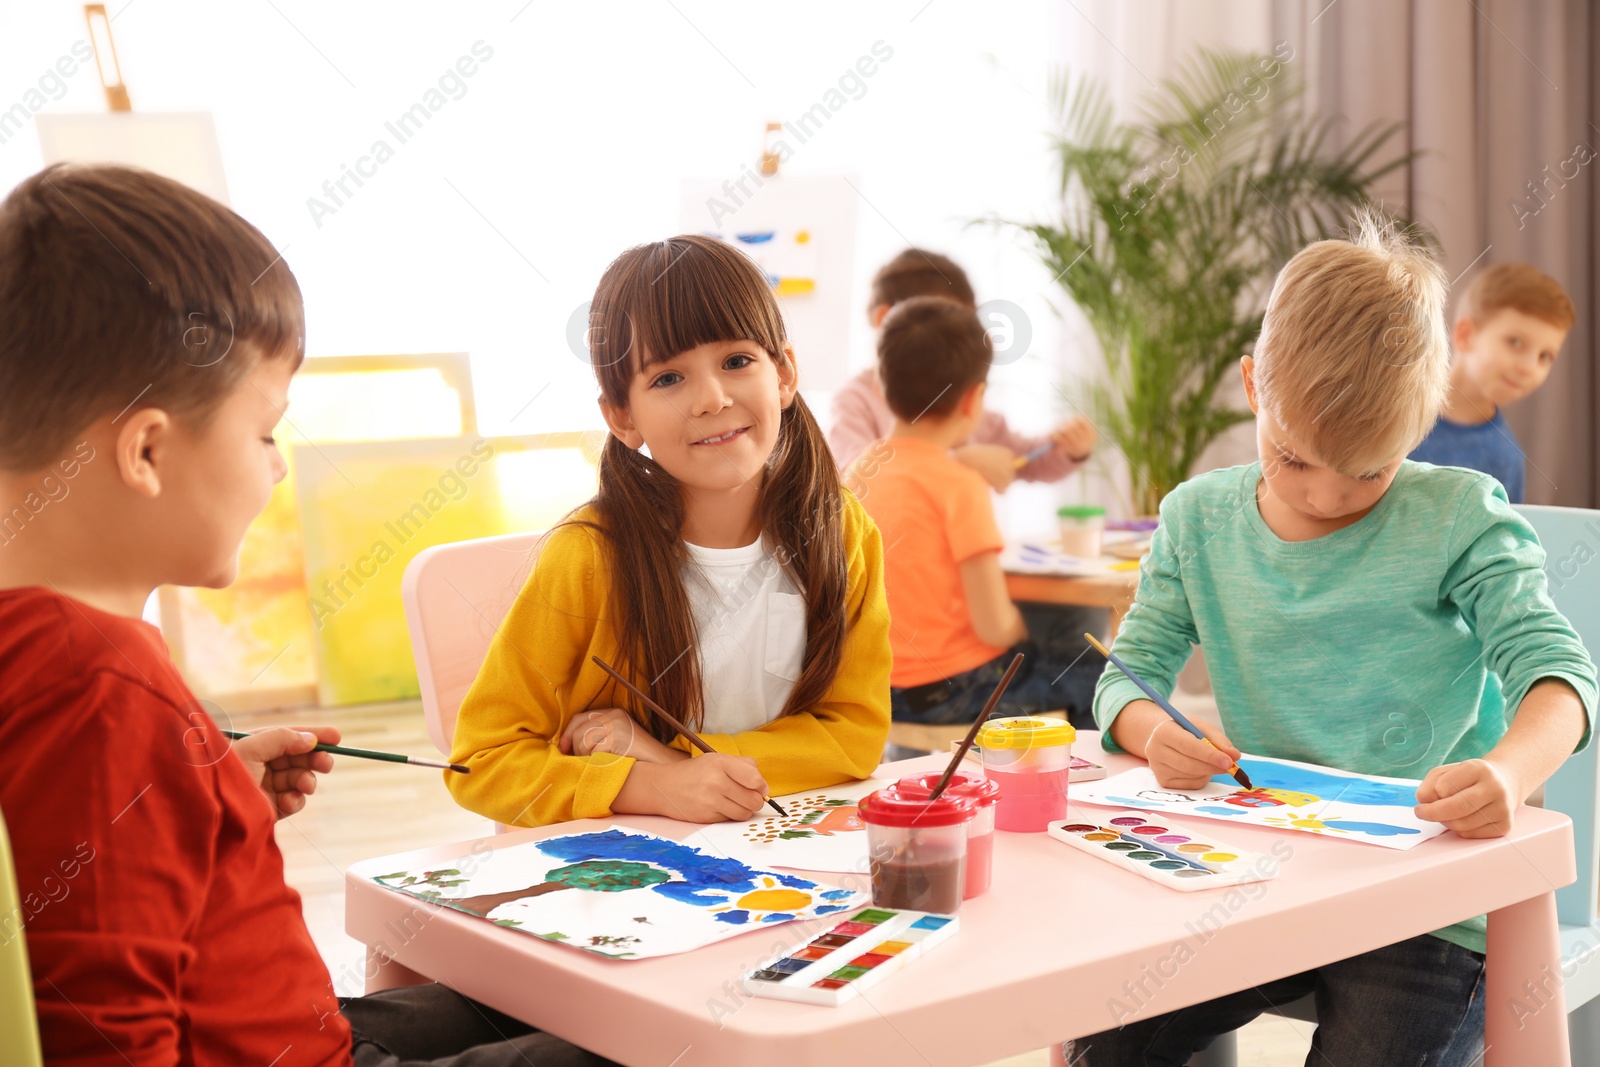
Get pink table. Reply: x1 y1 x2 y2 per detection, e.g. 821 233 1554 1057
345 737 1575 1066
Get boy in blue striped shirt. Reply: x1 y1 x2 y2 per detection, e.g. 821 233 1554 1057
1078 219 1595 1067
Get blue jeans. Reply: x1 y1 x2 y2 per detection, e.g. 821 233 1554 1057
890 604 1105 730
1073 932 1486 1067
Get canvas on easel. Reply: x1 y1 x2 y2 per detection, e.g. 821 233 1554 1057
36 112 231 205
680 174 857 393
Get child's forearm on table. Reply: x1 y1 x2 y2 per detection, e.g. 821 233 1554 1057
1486 678 1588 800
611 760 668 817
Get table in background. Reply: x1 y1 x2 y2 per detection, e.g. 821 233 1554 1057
1005 564 1139 638
346 737 1575 1067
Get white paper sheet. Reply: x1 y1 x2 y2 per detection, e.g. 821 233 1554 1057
1072 755 1446 850
372 827 865 958
690 779 886 873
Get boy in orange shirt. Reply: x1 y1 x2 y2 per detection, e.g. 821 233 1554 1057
848 297 1100 727
0 163 607 1066
829 248 1096 491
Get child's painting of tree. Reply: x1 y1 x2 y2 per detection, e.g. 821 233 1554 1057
455 859 670 916
367 827 863 959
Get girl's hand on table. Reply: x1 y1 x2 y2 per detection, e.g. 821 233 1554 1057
617 754 769 823
560 707 683 764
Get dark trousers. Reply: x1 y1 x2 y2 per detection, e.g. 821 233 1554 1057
1072 932 1486 1067
342 984 616 1066
890 603 1105 730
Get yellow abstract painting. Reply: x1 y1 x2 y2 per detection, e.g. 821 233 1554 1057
160 354 473 709
295 432 601 706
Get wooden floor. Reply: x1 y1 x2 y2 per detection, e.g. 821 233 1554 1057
246 698 1314 1066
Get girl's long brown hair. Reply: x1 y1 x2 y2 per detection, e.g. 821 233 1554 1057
576 235 847 740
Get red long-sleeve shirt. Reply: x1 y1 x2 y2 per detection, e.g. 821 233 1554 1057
0 587 351 1066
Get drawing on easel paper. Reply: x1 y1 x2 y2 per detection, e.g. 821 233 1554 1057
693 778 883 873
1072 755 1446 850
370 827 864 959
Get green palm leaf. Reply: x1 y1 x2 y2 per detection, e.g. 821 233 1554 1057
985 47 1425 512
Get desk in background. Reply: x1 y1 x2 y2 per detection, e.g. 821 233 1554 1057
1003 543 1140 638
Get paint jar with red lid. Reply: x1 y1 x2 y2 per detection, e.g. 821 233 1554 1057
892 773 1001 900
857 787 974 914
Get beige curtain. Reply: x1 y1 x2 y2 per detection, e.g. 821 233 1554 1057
1315 0 1598 507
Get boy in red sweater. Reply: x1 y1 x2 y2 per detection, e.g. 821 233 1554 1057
0 164 607 1066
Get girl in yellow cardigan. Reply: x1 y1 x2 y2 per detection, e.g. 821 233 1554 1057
448 235 892 826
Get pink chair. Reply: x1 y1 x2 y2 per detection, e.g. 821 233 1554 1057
400 531 547 758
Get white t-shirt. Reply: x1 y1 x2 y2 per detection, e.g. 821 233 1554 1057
682 536 807 735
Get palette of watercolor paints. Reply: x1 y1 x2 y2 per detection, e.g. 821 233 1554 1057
743 906 958 1005
1048 810 1277 892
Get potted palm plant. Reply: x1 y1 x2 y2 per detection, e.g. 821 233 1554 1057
996 48 1417 515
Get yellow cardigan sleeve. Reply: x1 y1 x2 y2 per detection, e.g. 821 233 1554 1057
446 514 639 826
683 492 892 794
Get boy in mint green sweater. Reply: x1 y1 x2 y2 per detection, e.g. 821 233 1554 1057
1079 219 1595 1067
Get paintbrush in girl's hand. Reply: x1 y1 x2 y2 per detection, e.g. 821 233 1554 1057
219 729 469 773
927 652 1024 802
589 655 788 817
1013 442 1053 470
1083 633 1254 790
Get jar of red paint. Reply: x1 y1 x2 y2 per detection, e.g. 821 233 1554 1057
891 772 1001 900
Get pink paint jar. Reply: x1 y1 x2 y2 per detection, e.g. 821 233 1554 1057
858 787 974 914
892 773 1001 899
978 716 1075 832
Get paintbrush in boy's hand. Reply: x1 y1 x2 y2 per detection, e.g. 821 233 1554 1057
927 653 1024 802
589 655 788 817
1083 633 1254 790
219 729 469 773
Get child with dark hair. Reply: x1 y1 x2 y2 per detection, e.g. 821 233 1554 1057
828 247 1096 492
449 235 891 826
847 297 1103 728
0 164 609 1065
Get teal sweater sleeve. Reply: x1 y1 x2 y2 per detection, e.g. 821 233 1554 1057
1093 463 1596 762
1090 463 1596 955
1442 481 1595 750
1092 490 1200 754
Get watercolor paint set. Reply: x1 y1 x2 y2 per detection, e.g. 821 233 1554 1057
742 906 958 1005
1048 810 1277 892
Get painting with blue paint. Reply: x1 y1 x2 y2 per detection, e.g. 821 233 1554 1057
1073 754 1448 851
370 827 864 959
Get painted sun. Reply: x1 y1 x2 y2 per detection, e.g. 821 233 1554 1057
705 874 852 924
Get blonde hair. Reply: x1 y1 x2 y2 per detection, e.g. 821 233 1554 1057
1253 213 1449 475
1458 262 1574 331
